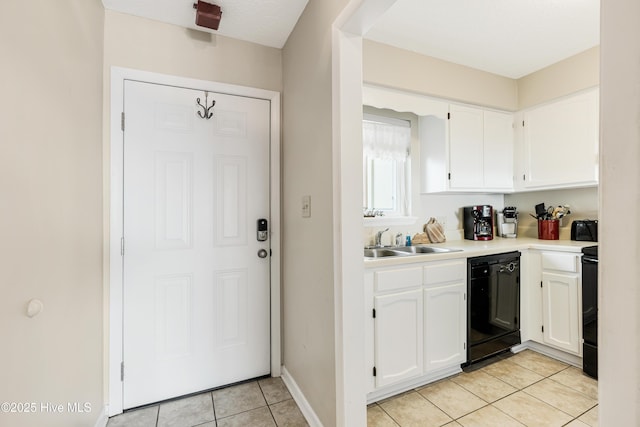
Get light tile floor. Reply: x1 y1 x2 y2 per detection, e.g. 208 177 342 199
107 350 597 427
107 377 309 427
368 350 598 427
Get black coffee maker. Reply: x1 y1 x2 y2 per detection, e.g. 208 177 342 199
463 205 494 241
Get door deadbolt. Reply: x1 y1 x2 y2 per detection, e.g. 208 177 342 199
257 218 268 242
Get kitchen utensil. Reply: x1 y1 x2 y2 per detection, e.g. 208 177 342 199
535 203 546 219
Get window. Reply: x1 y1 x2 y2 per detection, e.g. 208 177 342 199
363 114 411 217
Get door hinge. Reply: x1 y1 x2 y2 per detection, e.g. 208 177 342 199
463 293 466 301
447 112 450 120
463 342 466 350
542 325 544 333
373 366 377 377
540 280 543 288
522 120 525 127
121 237 125 256
523 174 526 181
372 308 376 318
120 362 124 381
121 112 125 131
448 172 451 180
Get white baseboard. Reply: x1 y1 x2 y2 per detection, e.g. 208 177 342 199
280 366 323 427
366 365 461 404
94 405 109 427
512 340 583 367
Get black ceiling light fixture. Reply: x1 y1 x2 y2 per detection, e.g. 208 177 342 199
193 1 222 30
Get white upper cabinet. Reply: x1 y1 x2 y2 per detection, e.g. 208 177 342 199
483 110 514 190
448 105 484 189
425 105 514 193
519 88 599 190
363 84 598 194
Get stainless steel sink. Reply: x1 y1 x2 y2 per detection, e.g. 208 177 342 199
392 246 462 254
363 248 413 258
364 245 462 258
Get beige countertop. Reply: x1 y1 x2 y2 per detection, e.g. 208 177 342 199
364 237 597 268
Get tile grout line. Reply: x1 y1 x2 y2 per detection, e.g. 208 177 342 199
258 380 281 427
482 360 595 426
375 402 402 427
454 357 588 426
210 391 216 425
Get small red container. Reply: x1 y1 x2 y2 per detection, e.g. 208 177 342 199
538 219 560 240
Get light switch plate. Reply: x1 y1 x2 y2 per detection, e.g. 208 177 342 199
302 195 311 218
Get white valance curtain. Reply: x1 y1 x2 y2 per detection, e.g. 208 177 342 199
362 117 411 161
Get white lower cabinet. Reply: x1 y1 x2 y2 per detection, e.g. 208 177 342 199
530 251 583 356
374 289 423 388
424 282 466 372
542 271 581 354
366 259 466 400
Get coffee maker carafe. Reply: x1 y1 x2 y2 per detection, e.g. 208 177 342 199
464 205 494 241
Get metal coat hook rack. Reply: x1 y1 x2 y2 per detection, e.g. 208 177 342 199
196 91 215 119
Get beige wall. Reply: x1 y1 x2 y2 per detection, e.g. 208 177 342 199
103 10 283 93
517 47 600 109
363 41 600 113
363 40 518 110
281 0 351 424
0 1 105 426
599 0 640 423
505 187 598 240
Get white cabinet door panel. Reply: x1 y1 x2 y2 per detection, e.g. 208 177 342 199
542 271 581 354
424 283 466 372
374 289 423 388
523 89 598 189
448 105 484 189
483 110 514 190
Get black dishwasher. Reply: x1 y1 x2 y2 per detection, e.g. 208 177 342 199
466 251 521 365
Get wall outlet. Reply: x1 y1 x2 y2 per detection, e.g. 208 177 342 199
302 195 311 218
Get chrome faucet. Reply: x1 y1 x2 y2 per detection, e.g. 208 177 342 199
375 228 389 247
395 232 404 246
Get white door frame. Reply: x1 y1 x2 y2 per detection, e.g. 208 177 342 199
108 66 281 416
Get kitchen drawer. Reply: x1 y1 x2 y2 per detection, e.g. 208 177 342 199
423 260 465 286
541 252 578 273
375 266 423 293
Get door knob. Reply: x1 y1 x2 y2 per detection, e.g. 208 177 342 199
257 249 268 258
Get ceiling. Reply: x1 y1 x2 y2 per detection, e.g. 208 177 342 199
102 0 600 79
364 0 600 79
101 0 310 48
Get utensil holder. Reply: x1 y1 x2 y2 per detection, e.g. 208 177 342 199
538 219 559 240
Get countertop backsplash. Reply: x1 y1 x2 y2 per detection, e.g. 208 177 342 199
363 187 598 247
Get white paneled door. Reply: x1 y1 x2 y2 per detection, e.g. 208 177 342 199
122 80 271 409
